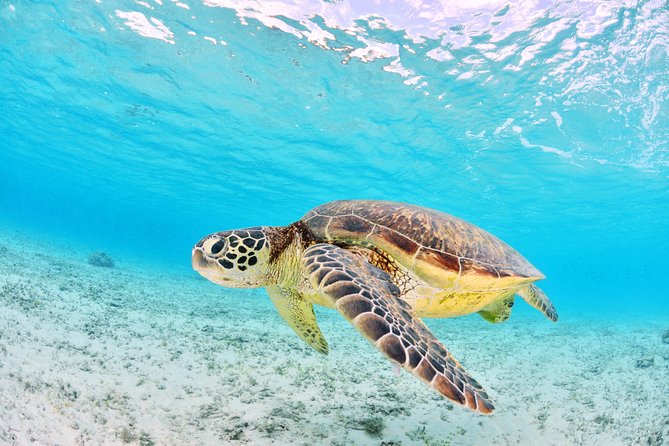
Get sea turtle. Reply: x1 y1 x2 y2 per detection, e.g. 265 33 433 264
192 200 557 414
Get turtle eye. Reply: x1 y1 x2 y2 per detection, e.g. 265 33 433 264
210 239 226 255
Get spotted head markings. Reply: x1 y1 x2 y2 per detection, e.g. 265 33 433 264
203 228 265 272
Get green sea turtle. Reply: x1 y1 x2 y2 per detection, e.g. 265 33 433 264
192 200 557 414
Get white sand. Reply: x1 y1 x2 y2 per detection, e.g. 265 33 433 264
0 229 668 445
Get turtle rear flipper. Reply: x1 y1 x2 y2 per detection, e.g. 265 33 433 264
300 243 495 414
477 295 514 324
517 284 558 322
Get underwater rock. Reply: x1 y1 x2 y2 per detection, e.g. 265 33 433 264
635 358 654 369
0 244 7 255
662 330 669 345
88 251 115 268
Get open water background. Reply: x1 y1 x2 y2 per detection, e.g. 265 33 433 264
1 0 668 318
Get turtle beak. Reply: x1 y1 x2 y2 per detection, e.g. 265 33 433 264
192 247 232 285
191 247 209 272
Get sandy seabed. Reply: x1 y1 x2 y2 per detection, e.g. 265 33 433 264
0 229 667 446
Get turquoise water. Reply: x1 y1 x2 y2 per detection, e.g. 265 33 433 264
1 2 669 444
1 1 668 318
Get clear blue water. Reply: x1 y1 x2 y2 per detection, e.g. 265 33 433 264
1 0 668 319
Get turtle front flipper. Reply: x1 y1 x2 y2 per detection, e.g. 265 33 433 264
267 285 329 354
300 243 495 414
517 284 558 322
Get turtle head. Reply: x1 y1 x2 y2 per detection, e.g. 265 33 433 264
192 227 272 288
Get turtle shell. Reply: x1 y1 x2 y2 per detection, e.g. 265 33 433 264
300 200 543 285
